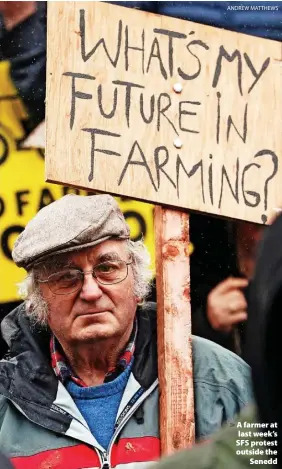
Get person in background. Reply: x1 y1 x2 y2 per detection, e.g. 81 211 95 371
0 194 252 469
0 1 46 130
192 222 264 357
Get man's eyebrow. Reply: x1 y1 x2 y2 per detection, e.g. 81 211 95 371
44 260 75 272
96 252 122 263
63 261 78 269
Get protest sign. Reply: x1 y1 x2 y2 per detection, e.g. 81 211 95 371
46 1 282 224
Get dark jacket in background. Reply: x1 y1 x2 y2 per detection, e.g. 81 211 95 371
245 215 282 454
0 2 46 131
150 214 282 469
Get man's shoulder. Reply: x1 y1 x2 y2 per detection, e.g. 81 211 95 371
192 335 250 373
192 335 253 404
139 304 253 405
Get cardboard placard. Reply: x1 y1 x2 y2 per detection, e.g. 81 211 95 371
46 1 282 224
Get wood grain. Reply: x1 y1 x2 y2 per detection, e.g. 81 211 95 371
155 206 195 455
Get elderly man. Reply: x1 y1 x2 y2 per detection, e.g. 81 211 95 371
0 194 252 469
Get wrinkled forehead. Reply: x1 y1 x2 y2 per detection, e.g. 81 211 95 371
34 239 129 272
67 240 129 265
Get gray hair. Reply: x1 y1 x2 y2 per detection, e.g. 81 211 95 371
18 239 152 326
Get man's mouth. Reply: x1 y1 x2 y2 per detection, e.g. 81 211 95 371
78 310 109 316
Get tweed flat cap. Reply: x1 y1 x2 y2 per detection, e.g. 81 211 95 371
12 194 130 269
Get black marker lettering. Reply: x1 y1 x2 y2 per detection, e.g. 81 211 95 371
254 149 278 211
179 101 201 133
176 155 205 202
118 141 157 191
113 80 144 127
140 93 155 124
208 154 213 205
63 72 95 129
178 40 209 80
216 91 221 144
80 10 122 65
157 93 178 135
146 38 167 80
98 84 118 119
241 163 261 207
244 53 270 94
153 28 187 77
227 103 248 143
218 159 239 208
125 26 145 74
83 128 121 182
212 46 243 96
154 146 176 189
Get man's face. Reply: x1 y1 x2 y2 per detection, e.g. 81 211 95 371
39 240 138 347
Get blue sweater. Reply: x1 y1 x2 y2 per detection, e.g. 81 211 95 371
66 361 133 450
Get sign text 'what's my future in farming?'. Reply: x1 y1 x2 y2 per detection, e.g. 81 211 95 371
46 2 282 224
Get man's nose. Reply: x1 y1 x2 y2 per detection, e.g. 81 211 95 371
79 272 103 301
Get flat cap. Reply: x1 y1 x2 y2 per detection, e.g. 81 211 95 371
12 194 130 269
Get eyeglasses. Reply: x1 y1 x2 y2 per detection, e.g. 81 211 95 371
37 260 132 295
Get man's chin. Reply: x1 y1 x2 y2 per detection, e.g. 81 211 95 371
73 323 116 343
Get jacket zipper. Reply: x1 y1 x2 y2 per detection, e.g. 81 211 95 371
101 451 110 469
100 379 158 468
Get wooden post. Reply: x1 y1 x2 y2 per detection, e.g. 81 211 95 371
154 205 195 456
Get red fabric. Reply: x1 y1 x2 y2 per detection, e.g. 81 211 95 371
11 437 160 469
11 444 100 469
111 436 160 464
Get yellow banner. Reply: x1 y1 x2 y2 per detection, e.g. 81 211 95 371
0 61 155 303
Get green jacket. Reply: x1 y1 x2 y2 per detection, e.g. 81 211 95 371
153 406 278 469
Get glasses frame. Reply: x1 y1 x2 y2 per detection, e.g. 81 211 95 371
37 260 133 295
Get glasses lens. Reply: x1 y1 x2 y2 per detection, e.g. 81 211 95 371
48 269 82 294
94 261 128 285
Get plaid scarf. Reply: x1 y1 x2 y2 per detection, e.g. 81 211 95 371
50 320 137 387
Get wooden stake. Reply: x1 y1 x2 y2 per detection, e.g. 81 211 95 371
154 206 195 456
